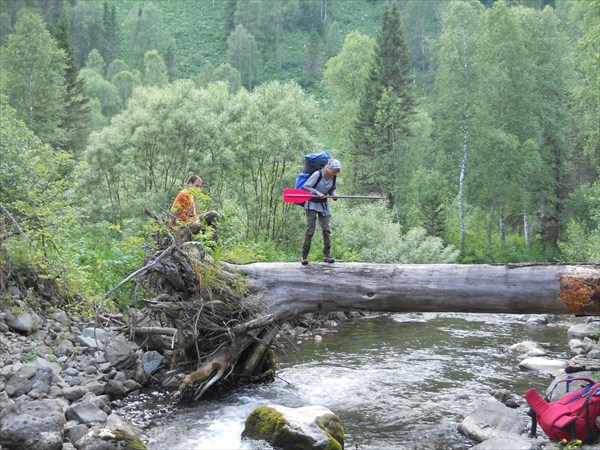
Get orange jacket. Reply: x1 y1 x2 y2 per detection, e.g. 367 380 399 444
170 189 198 223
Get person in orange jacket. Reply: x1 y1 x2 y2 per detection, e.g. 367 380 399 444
170 175 218 240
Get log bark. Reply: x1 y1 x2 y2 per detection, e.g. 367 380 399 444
225 263 600 321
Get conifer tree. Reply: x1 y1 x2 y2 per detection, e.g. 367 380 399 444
53 6 91 153
102 1 118 64
351 2 416 201
1 10 68 148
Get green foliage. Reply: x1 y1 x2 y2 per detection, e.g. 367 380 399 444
143 49 168 87
351 2 417 200
21 348 39 363
227 24 260 89
227 81 319 242
320 31 375 153
106 59 129 82
559 182 600 263
86 49 106 75
332 201 458 263
70 0 106 67
78 67 122 119
1 0 598 314
0 9 68 147
122 1 175 73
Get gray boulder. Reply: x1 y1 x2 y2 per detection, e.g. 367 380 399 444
103 335 137 370
0 398 66 450
75 413 147 450
141 350 164 375
78 328 109 350
568 323 600 340
243 404 343 450
66 401 108 426
470 433 546 449
517 357 568 376
6 310 42 333
458 398 526 443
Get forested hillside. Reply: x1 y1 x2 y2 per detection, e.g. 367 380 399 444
0 0 598 310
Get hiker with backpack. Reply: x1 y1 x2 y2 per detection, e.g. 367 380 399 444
300 158 341 265
170 174 219 241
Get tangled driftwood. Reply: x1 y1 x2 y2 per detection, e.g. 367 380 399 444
106 210 276 402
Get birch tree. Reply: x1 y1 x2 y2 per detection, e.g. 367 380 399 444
432 0 485 256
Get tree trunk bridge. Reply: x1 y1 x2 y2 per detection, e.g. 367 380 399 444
115 226 599 403
227 262 600 320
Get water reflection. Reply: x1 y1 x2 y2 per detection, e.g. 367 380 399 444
141 312 579 449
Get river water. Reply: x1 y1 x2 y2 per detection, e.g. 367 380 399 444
123 312 581 449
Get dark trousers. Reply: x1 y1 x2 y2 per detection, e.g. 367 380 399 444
189 210 219 241
302 209 331 258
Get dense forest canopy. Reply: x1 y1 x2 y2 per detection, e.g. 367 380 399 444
0 0 598 309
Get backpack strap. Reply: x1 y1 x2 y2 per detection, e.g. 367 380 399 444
527 408 538 438
306 170 336 203
316 171 336 195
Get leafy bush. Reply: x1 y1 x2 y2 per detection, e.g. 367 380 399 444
332 201 458 263
559 182 600 263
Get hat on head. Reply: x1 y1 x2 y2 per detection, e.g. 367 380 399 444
327 159 341 170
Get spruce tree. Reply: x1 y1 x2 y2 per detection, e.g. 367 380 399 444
103 2 118 64
1 10 68 148
351 2 416 200
53 6 91 153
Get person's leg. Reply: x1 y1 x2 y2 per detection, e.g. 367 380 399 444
198 211 219 242
199 211 219 225
319 214 334 263
188 222 202 235
302 209 317 264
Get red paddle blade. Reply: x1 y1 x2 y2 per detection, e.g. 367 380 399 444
282 188 314 203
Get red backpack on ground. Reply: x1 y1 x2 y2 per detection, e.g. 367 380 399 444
526 377 600 443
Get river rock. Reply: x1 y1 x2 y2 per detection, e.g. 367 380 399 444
66 401 108 425
470 433 545 449
544 371 596 401
569 338 594 355
76 427 148 450
517 357 568 376
458 398 526 443
526 315 548 326
5 373 33 397
104 335 137 370
509 341 547 357
0 398 66 450
141 350 164 375
78 328 109 350
567 323 600 340
243 404 344 450
6 310 42 333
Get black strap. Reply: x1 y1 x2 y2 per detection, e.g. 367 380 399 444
527 408 538 438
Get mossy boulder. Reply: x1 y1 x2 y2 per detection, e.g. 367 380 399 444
76 428 148 450
243 404 344 450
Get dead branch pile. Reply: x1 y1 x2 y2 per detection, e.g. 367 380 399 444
107 210 277 402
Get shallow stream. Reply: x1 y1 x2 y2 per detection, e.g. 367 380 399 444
120 312 581 449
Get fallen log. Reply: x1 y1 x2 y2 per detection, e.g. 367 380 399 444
110 212 599 402
225 263 600 321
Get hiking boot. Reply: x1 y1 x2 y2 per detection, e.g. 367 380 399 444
323 256 335 263
301 259 309 266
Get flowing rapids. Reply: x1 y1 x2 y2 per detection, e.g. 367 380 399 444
118 312 579 449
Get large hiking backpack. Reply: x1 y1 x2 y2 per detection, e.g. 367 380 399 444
525 377 600 443
293 151 331 190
